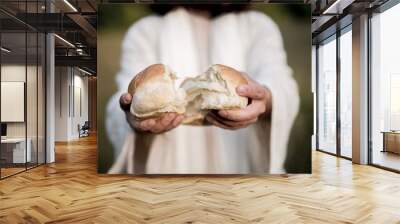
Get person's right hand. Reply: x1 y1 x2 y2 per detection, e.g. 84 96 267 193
120 93 184 134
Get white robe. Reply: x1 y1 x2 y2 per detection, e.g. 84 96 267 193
106 8 299 174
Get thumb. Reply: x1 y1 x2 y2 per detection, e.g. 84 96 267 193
236 84 266 100
120 93 132 111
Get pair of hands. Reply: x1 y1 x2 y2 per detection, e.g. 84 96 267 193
120 74 272 134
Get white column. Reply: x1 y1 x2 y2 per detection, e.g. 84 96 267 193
45 0 56 163
352 14 369 164
46 32 55 163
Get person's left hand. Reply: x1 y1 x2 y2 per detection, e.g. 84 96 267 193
205 74 272 130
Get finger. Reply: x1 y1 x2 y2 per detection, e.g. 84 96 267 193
209 112 257 127
218 101 264 121
165 115 184 132
236 84 266 100
160 113 176 127
120 93 132 111
205 114 234 130
161 113 179 131
137 118 156 132
208 111 256 128
150 114 175 133
125 111 135 123
211 110 256 124
125 112 139 130
149 120 165 134
170 114 184 128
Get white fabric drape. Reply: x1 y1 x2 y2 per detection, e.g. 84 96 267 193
106 8 299 174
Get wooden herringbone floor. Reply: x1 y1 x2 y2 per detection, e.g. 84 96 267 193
0 135 400 224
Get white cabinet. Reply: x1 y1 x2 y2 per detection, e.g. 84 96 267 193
1 138 31 163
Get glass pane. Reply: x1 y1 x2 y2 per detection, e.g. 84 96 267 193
38 33 45 165
1 30 27 177
26 0 38 169
371 4 400 171
340 29 352 158
317 37 337 154
27 31 38 169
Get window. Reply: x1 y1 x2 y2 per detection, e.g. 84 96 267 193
339 28 352 158
317 36 337 154
316 25 353 159
370 2 400 171
0 1 47 179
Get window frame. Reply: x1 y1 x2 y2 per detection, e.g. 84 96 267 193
367 0 400 173
0 0 48 180
315 22 353 160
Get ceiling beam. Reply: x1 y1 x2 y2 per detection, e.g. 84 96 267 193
67 13 97 42
55 55 96 72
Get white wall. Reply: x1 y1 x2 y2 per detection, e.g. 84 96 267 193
1 65 40 138
1 63 46 164
1 65 26 137
55 67 69 141
70 73 89 138
54 67 89 141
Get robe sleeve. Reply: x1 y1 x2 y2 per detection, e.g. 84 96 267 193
105 16 161 160
245 12 300 173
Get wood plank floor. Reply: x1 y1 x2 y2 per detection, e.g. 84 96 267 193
0 135 400 224
1 167 26 178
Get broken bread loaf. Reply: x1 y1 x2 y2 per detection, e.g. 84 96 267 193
127 64 248 124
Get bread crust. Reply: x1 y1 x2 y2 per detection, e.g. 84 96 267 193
128 64 186 119
212 64 248 88
128 64 166 96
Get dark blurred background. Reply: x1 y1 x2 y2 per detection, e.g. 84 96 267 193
97 4 312 173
